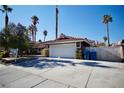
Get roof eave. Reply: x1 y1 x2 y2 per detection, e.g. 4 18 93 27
43 39 91 46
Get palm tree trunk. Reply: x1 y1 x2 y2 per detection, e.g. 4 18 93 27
5 12 9 51
32 31 34 42
44 36 46 42
56 6 58 39
5 12 8 34
35 31 36 42
106 23 110 46
104 40 106 46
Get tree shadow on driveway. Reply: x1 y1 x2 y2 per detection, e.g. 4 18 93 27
12 57 117 70
77 62 118 69
12 58 74 69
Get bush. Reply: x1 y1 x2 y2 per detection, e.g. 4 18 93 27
28 48 38 55
0 52 4 59
41 48 49 57
75 48 83 59
0 51 9 59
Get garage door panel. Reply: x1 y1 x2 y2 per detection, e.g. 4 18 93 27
50 43 76 58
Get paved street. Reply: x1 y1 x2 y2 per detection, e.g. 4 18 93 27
0 57 124 88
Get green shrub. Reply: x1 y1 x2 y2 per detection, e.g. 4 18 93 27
75 48 83 59
3 51 9 57
0 52 3 59
0 51 9 59
41 48 49 57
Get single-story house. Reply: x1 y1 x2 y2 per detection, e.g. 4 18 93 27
44 33 95 58
29 42 45 54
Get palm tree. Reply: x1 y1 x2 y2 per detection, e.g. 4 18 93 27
0 5 13 33
103 15 112 46
103 36 107 46
56 5 59 39
43 30 48 42
39 39 42 43
31 16 39 42
0 5 13 51
31 16 39 26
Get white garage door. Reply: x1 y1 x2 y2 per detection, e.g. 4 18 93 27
49 43 76 58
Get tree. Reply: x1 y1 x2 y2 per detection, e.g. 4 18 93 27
28 25 33 41
0 5 13 51
38 39 42 43
0 32 6 48
103 15 112 46
56 5 59 39
43 30 48 42
0 5 13 34
31 16 39 42
0 28 10 50
13 23 30 51
103 36 107 46
0 22 30 56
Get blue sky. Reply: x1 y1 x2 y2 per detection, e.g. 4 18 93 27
0 5 124 43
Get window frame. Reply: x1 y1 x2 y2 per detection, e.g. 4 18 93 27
76 42 81 48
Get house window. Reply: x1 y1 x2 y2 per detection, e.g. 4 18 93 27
76 42 81 48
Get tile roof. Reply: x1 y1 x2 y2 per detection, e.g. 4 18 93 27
44 33 96 46
56 33 84 40
29 42 46 48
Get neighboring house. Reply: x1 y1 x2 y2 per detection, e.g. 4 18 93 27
29 42 45 54
44 33 95 58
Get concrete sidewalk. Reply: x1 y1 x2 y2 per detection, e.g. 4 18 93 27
0 58 124 88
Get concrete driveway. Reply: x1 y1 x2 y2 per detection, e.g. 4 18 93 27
0 57 124 88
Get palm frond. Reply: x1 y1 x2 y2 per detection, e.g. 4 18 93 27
109 16 113 22
2 5 13 12
31 16 39 21
0 9 4 12
103 15 112 24
43 30 48 36
7 7 13 12
2 5 8 10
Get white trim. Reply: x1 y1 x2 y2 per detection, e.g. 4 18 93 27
76 42 81 48
45 39 91 46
